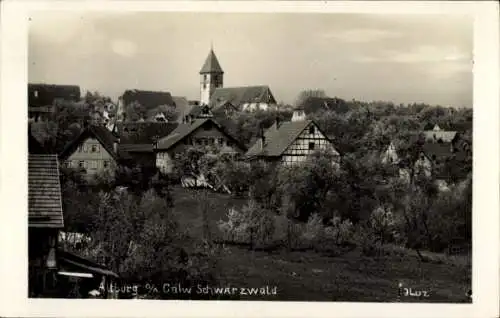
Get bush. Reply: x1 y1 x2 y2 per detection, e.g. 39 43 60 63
300 213 324 248
352 224 380 256
324 217 355 246
369 205 402 244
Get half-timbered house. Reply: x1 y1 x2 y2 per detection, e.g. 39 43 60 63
155 117 246 174
58 125 133 179
245 119 339 166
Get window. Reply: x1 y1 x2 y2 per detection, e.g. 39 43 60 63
309 142 315 150
209 138 215 145
78 145 84 152
204 74 207 81
227 140 233 147
103 160 110 168
91 144 99 153
203 83 207 89
309 125 315 135
218 138 224 145
79 161 85 169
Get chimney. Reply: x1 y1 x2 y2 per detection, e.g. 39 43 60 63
260 127 266 150
113 137 120 154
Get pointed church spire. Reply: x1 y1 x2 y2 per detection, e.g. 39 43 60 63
200 46 223 74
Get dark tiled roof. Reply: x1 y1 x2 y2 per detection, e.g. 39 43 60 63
118 144 154 153
199 49 224 74
28 83 81 108
209 86 276 109
187 105 214 119
421 142 453 161
59 125 130 161
245 120 313 158
156 118 245 151
58 249 119 278
300 97 350 114
28 154 64 228
121 89 175 110
117 122 179 144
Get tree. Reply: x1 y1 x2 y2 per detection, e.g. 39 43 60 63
278 148 344 222
124 101 147 122
295 89 327 106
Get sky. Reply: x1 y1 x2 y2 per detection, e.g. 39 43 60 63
28 12 473 107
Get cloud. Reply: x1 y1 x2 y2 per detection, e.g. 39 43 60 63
322 28 401 43
354 45 471 64
110 39 137 58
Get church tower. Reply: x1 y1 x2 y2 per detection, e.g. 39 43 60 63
199 46 224 106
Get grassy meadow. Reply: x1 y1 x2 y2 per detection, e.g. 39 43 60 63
170 186 472 303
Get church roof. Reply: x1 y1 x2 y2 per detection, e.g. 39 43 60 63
200 49 224 74
209 86 276 109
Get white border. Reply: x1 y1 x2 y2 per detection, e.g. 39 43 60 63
1 1 498 318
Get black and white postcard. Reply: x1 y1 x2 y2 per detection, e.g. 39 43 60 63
1 1 499 318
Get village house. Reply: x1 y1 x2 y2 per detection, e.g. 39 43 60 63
155 116 246 174
245 118 339 166
116 122 179 174
423 124 458 143
117 89 178 122
291 105 307 122
381 138 470 190
28 83 81 123
199 47 278 112
58 125 132 179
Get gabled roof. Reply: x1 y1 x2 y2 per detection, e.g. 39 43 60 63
28 154 64 228
28 83 81 108
200 49 224 74
117 122 179 144
156 118 245 151
120 89 175 110
59 125 130 161
246 120 318 158
209 86 276 109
